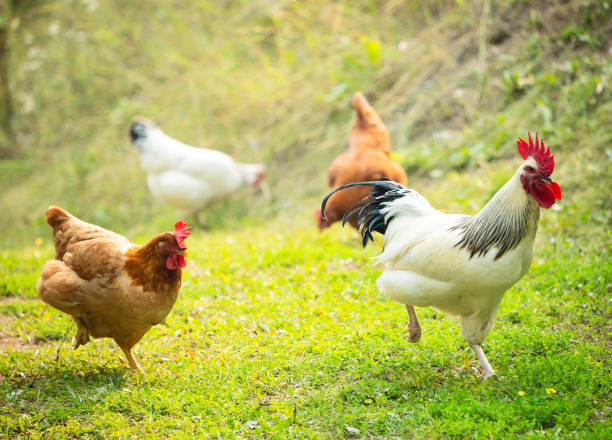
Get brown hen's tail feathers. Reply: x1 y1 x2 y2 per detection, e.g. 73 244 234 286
46 206 72 228
350 92 391 155
352 92 385 129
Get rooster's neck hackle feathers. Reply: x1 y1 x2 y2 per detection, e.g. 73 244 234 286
452 171 540 260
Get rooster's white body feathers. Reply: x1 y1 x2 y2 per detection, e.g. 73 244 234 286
321 148 558 378
374 172 537 344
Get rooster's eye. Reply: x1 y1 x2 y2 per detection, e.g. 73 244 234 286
524 165 535 173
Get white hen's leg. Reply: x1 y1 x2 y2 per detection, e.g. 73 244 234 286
470 344 494 379
405 305 421 343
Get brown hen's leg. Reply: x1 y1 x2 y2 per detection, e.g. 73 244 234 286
71 316 90 349
120 346 141 371
406 305 421 343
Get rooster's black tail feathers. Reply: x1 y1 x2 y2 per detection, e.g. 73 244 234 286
320 179 411 248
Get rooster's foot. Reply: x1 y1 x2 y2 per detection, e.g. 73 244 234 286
406 324 421 343
470 343 495 380
480 367 495 380
405 305 421 343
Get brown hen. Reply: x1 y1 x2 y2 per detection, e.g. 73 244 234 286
37 206 191 370
317 92 408 229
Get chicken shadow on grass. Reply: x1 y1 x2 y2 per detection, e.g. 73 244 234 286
6 366 130 408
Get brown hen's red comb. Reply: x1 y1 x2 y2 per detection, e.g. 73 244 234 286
517 131 555 176
173 221 191 249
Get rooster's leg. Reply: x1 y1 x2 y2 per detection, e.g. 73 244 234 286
470 343 494 379
71 316 90 349
120 346 141 371
406 305 421 343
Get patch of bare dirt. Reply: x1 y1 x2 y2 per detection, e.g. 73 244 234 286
0 314 32 352
0 298 47 353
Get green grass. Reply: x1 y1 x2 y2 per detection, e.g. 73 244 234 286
1 0 611 438
0 211 610 439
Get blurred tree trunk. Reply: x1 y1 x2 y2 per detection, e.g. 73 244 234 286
0 0 15 158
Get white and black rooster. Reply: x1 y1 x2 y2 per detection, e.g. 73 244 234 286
130 119 266 221
321 133 561 378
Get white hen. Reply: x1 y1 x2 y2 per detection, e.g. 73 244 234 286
130 119 266 219
321 133 561 378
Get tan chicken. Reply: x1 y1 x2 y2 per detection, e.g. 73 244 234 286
316 92 408 229
37 206 191 370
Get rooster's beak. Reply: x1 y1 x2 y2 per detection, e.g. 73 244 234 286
540 175 552 184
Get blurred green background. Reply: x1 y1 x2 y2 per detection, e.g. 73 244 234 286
0 2 611 438
0 0 610 246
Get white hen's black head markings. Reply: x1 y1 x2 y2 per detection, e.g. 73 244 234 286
321 179 411 248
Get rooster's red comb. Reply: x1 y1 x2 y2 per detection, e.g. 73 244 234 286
173 221 191 249
517 131 555 176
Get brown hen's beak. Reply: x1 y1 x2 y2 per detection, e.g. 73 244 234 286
176 249 187 256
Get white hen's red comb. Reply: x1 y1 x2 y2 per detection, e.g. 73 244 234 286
173 221 191 249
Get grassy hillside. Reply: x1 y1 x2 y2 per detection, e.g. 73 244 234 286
1 0 610 245
0 0 610 438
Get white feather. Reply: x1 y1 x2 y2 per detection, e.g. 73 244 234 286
132 123 264 217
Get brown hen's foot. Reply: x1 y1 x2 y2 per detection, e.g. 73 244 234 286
120 346 141 372
72 317 90 349
406 305 421 343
